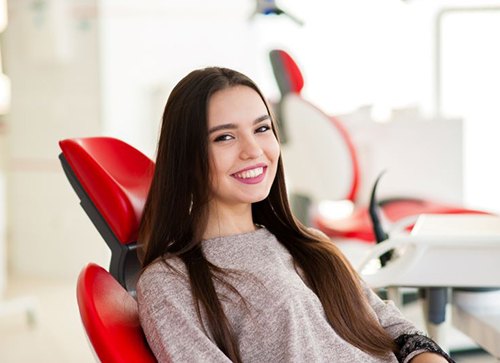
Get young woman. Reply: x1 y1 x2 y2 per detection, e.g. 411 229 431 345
137 67 453 363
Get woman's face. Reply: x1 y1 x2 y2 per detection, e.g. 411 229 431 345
206 85 280 211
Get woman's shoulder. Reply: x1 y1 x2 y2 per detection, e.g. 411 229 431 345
137 256 189 293
136 257 197 323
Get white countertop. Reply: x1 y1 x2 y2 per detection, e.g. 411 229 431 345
453 303 500 359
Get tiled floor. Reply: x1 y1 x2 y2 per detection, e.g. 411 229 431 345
0 276 497 363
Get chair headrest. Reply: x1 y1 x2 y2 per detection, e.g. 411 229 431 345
269 49 304 95
59 137 154 244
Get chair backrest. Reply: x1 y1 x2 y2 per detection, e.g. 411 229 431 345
59 137 154 292
77 263 156 363
269 49 304 96
269 49 360 203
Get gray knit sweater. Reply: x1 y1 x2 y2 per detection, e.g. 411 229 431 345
137 227 447 363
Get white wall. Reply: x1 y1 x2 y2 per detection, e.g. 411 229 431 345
3 0 108 279
99 0 262 157
440 9 500 213
255 0 500 213
2 0 499 279
0 133 7 293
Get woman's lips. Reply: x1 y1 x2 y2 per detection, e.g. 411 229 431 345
232 166 267 184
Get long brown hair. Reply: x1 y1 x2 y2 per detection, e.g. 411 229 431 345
139 67 396 361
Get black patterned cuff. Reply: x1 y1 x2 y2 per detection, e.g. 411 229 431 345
394 333 455 363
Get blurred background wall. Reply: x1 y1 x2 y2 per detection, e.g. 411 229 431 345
0 0 499 282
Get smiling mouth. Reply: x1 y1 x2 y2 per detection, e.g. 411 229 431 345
232 167 264 179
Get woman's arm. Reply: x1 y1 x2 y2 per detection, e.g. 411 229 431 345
362 284 455 363
410 352 451 362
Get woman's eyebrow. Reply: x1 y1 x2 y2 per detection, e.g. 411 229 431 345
208 114 270 134
254 114 270 123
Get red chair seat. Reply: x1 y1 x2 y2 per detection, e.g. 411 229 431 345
77 263 156 363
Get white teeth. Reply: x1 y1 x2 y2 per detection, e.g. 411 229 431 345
235 167 264 179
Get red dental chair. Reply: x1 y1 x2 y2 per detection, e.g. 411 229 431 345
59 137 154 292
59 137 156 362
269 49 486 243
77 263 156 363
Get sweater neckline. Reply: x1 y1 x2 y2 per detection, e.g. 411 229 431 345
202 225 268 244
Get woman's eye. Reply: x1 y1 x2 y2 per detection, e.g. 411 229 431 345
214 134 234 142
256 125 271 133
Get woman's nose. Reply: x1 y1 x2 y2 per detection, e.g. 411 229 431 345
240 135 263 159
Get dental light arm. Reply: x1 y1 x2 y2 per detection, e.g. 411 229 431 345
250 0 304 26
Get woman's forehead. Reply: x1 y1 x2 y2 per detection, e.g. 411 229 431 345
207 86 268 127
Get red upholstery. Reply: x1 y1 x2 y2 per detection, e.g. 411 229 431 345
77 263 156 363
59 138 154 244
315 199 488 242
269 49 304 95
277 49 304 94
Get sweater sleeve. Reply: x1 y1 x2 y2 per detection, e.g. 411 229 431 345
395 334 455 363
362 283 421 338
137 261 232 363
362 283 455 363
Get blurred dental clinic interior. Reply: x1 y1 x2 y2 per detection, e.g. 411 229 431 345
0 0 500 362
